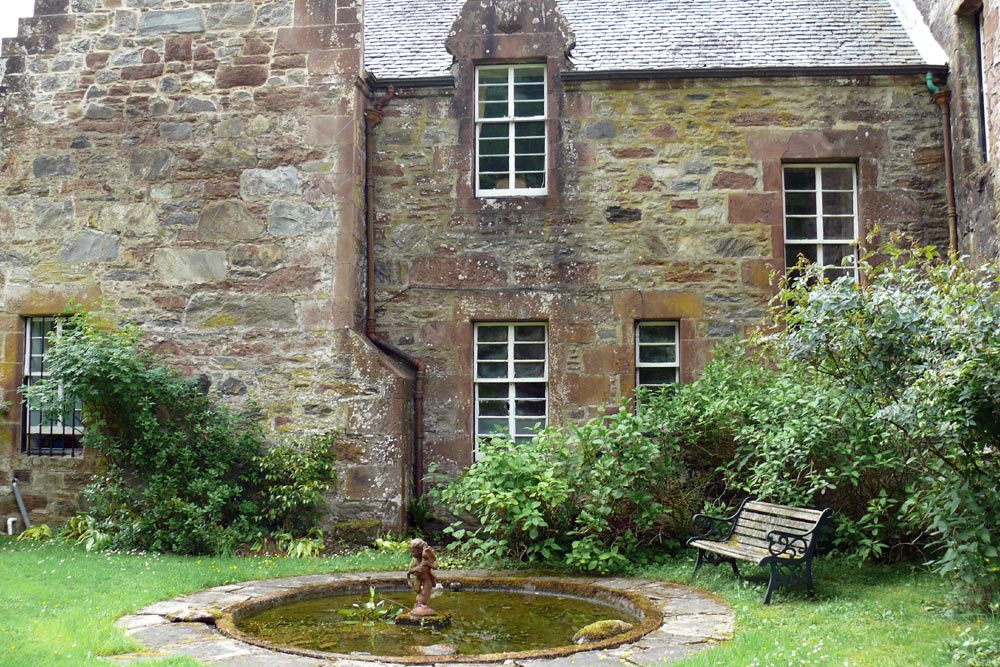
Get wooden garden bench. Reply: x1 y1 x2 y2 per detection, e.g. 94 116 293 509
687 498 832 604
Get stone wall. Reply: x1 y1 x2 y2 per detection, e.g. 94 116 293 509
0 0 412 530
371 74 950 475
913 0 999 257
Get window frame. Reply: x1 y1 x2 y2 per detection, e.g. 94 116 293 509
975 8 991 162
21 316 84 457
473 322 548 458
474 63 548 198
782 163 860 279
634 321 681 394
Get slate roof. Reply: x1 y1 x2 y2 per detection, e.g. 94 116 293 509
364 0 944 82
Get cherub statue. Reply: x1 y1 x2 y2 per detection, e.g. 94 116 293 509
406 538 439 616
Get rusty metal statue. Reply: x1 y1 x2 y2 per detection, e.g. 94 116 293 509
406 538 439 617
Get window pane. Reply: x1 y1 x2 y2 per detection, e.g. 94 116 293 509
822 191 854 216
478 383 508 399
480 156 509 173
515 418 545 434
479 123 509 139
513 361 545 378
477 326 509 343
822 243 854 267
477 361 508 379
514 101 544 117
514 400 546 417
480 84 508 102
479 138 508 156
515 121 545 138
478 68 509 84
786 243 817 267
513 67 544 83
479 173 503 190
639 345 677 364
784 167 816 190
785 191 816 215
515 382 545 399
638 324 676 344
821 167 854 190
514 83 544 101
478 400 509 417
514 325 546 342
479 101 508 119
478 418 509 436
522 172 545 188
639 367 678 385
477 343 508 361
785 216 817 240
515 137 545 154
514 343 545 360
515 154 545 172
823 216 854 240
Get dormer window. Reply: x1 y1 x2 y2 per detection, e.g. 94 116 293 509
475 64 547 196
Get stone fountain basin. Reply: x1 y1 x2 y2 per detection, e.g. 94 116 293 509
115 570 735 666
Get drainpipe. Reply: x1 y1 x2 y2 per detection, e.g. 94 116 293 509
363 92 427 505
12 476 31 529
927 73 958 254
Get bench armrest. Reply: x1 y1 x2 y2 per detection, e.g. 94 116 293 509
766 527 818 558
690 513 735 541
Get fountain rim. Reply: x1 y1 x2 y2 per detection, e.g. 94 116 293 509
216 575 665 664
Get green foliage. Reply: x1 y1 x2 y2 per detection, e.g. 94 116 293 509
336 586 404 625
275 528 325 558
948 626 1000 667
430 406 685 573
59 514 113 552
22 310 338 556
250 433 338 534
16 524 52 542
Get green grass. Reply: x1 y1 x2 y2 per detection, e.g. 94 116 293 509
0 537 996 667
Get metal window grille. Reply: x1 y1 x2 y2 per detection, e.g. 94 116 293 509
473 323 548 458
783 164 859 280
21 316 83 456
475 64 547 196
635 321 680 391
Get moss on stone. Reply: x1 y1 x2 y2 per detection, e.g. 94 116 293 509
572 619 634 644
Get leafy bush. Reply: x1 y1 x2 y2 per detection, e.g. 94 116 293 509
23 310 339 555
429 406 686 573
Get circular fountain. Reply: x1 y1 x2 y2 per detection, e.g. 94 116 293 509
217 576 662 662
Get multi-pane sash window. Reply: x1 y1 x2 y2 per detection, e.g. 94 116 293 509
475 64 547 196
635 322 680 390
474 323 547 456
22 316 83 456
783 164 859 279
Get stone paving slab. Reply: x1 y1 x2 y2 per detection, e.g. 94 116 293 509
113 573 735 667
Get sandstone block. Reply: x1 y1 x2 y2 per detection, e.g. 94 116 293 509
154 248 227 285
206 2 255 29
216 65 269 89
240 166 299 199
197 200 263 241
137 9 205 36
228 243 285 268
61 231 119 263
185 293 297 329
267 200 335 235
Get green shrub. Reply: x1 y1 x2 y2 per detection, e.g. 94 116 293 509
23 310 338 555
429 406 686 573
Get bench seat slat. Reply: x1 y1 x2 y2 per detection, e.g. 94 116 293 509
744 501 826 522
737 515 818 535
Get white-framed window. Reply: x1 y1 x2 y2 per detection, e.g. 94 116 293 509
475 64 547 197
975 9 991 162
22 316 83 456
635 322 680 391
783 164 859 279
473 322 548 457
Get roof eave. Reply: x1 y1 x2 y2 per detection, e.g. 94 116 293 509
560 64 950 82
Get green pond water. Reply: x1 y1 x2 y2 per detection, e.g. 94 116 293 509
236 589 640 657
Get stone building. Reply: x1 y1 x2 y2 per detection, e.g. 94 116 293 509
0 0 957 531
912 0 998 256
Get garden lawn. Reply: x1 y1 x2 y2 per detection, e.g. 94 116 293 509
1 538 996 667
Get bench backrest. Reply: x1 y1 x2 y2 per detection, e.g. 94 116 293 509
731 501 828 557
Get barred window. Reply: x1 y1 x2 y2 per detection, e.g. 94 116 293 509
474 323 548 458
475 64 547 196
22 316 83 456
